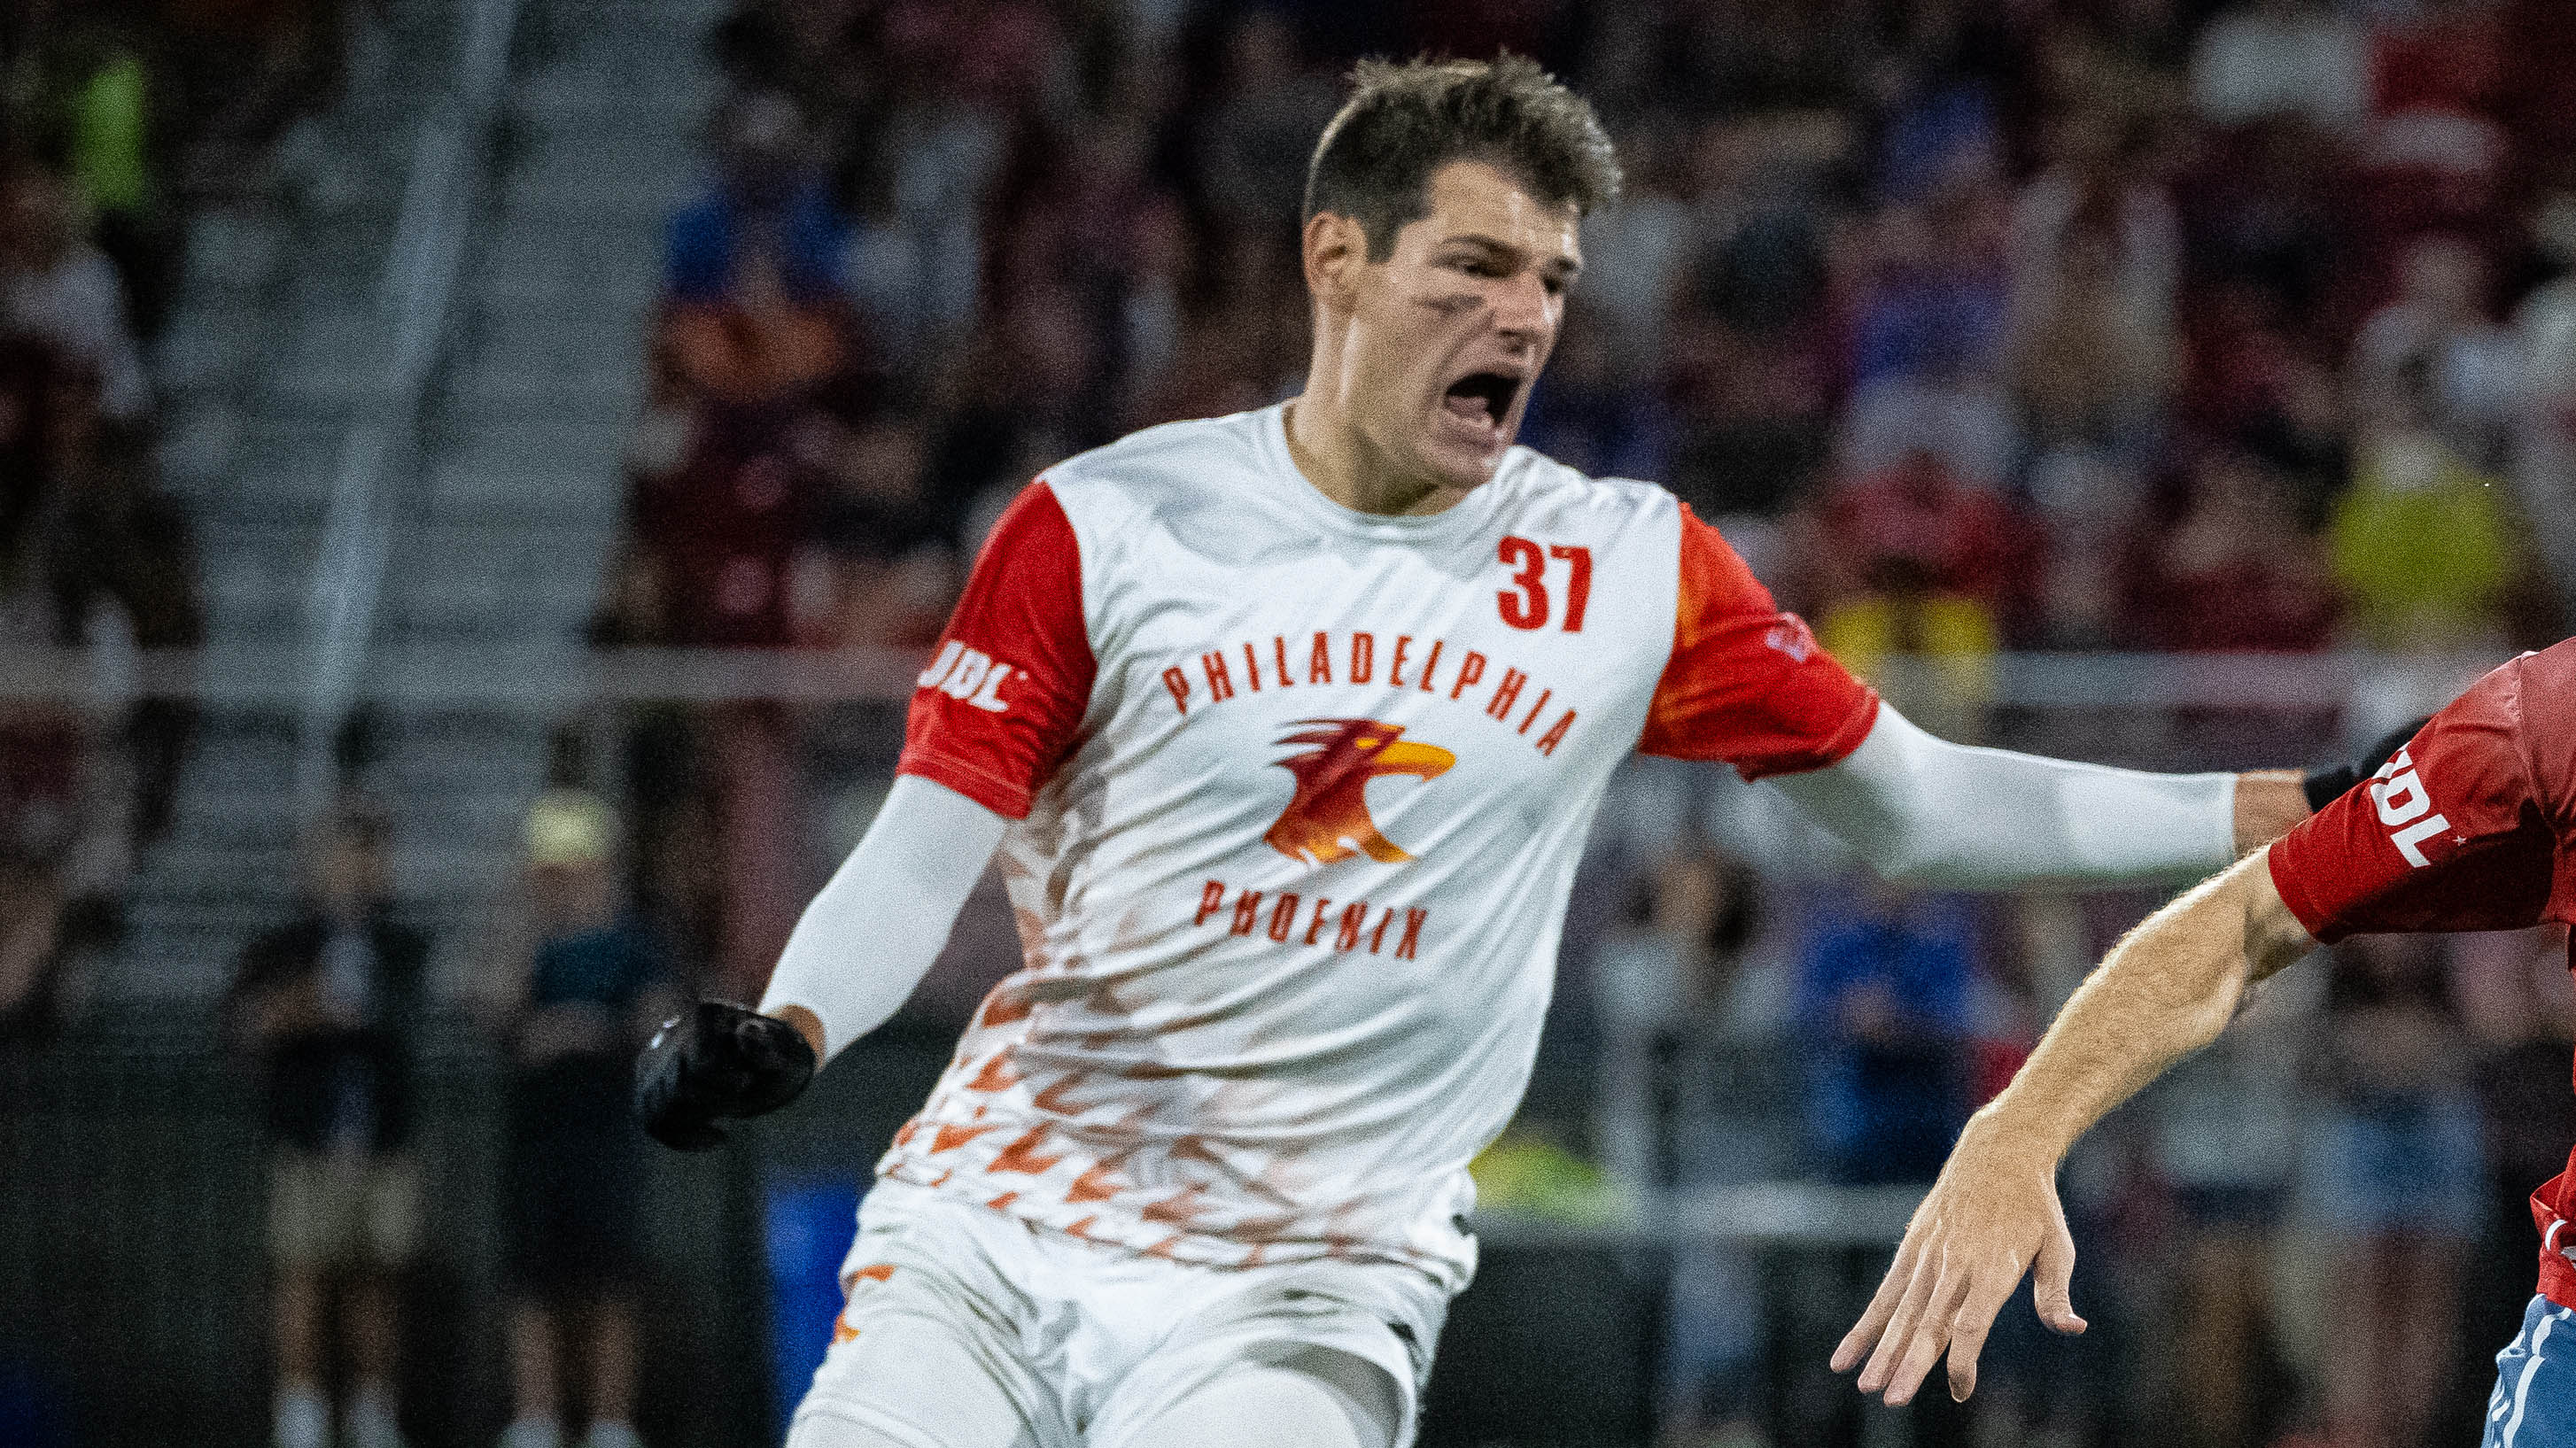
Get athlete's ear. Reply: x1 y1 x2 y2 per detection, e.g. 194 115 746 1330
1302 211 1366 314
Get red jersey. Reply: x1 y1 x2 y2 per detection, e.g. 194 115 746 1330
2269 638 2576 1307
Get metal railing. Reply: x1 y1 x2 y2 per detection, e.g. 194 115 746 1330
295 0 526 812
0 644 2517 711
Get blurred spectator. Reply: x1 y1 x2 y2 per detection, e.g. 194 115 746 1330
1590 841 1774 1448
1658 124 1840 519
849 63 1006 360
588 337 696 648
1192 12 1337 242
1519 312 1668 484
31 21 181 338
1787 879 1987 1443
1872 33 2003 205
1794 878 1977 1187
623 380 819 648
2330 355 2520 651
0 167 151 425
2349 235 2518 461
662 91 855 417
2457 924 2576 1336
35 355 202 843
2021 447 2149 648
1838 185 2025 495
477 786 675 1448
2188 0 2368 134
2146 964 2310 1448
2293 934 2485 1448
2515 196 2576 623
2135 449 2336 652
1572 127 1691 373
2176 121 2360 333
992 120 1185 430
0 832 68 1038
2009 106 2180 345
223 801 428 1448
1800 445 2044 738
0 337 81 1038
2350 0 2512 259
666 90 847 309
1845 182 2014 397
788 409 953 648
1812 554 2000 746
2008 219 2176 453
1592 840 1766 1189
1812 446 2033 609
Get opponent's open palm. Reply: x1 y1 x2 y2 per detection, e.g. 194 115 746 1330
1829 1125 2088 1405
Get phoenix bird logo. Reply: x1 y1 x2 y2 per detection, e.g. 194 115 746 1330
1264 718 1455 864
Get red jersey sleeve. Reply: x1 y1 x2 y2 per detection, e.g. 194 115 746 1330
896 482 1096 818
1636 504 1881 778
2267 648 2568 941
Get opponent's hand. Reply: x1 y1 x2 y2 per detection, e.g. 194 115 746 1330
634 1000 818 1151
1830 1120 2085 1406
2301 716 2432 812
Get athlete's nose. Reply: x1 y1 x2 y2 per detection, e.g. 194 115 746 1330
1490 267 1554 347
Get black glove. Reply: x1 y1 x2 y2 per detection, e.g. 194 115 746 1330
634 1000 818 1151
2301 716 2432 812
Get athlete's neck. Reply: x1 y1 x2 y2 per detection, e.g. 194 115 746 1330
1282 395 1473 518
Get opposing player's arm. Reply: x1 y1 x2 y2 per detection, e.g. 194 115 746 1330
1830 850 2316 1406
1835 651 2559 1407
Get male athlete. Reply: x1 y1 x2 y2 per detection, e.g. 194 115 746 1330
1834 637 2576 1447
636 57 2314 1448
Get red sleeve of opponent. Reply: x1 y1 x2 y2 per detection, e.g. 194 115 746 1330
1637 504 1880 778
896 482 1096 818
2266 651 2560 941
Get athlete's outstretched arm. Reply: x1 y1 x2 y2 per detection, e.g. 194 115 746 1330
758 775 1011 1059
635 776 1008 1149
1767 705 2304 890
1830 850 2318 1405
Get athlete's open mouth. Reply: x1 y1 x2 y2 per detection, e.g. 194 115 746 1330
1440 371 1521 433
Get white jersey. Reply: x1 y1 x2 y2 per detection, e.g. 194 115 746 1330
880 404 1876 1291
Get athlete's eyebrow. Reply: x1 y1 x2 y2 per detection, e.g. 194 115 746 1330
1438 231 1583 280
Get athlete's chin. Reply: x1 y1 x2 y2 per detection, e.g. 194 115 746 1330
1413 430 1512 491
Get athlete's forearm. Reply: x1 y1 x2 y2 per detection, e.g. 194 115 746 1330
2231 769 2310 855
1975 851 2316 1164
1769 707 2238 890
757 774 1011 1062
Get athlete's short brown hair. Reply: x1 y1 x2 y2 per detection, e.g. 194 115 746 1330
1302 55 1622 261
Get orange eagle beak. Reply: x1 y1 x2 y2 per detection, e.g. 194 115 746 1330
1368 739 1455 781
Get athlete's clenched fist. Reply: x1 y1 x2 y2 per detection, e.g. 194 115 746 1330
634 1000 818 1150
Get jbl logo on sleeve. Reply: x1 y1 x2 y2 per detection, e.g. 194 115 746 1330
919 640 1015 714
2369 746 2451 868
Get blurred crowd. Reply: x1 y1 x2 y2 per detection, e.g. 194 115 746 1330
593 0 2576 675
0 0 316 1034
1549 817 2575 1448
571 2 2576 1446
3 0 2574 1445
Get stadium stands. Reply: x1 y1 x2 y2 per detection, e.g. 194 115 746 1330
4 0 2576 1444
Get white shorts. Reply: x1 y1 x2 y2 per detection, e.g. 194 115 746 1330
788 1180 1448 1448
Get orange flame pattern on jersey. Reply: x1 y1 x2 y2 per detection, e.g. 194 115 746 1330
1262 718 1455 864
